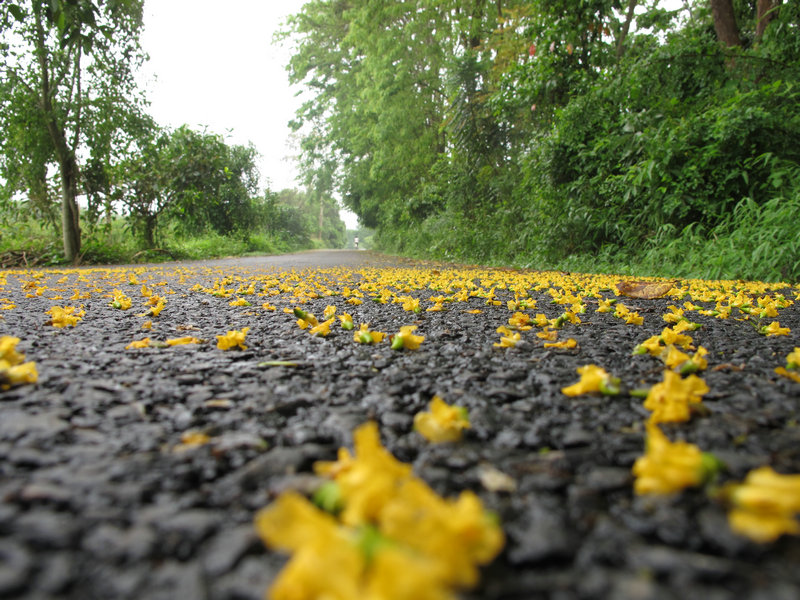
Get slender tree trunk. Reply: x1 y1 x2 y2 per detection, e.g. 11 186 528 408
756 0 779 40
616 0 638 60
59 156 82 261
318 199 324 241
33 4 82 261
710 0 741 47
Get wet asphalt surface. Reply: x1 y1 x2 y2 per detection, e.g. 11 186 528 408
0 250 798 600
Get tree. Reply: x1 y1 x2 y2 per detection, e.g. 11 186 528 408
119 125 264 248
0 0 146 261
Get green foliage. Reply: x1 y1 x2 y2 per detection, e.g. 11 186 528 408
285 0 800 282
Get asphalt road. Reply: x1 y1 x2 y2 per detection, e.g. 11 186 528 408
0 250 798 600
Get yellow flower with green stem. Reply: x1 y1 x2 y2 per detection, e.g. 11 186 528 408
353 324 385 344
339 313 354 330
391 325 424 350
110 290 132 310
561 364 620 396
761 321 790 336
643 370 708 424
293 307 318 329
253 421 505 599
413 396 470 443
632 422 720 495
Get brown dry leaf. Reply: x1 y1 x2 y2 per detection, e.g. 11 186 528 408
615 281 676 299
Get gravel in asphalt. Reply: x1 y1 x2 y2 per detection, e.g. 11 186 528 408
0 250 798 599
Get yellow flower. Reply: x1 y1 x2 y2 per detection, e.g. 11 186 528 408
46 305 85 328
0 336 26 366
507 312 532 330
536 328 558 341
544 338 577 349
786 348 800 369
775 367 800 383
339 313 354 330
1 362 38 389
142 297 166 317
728 509 800 544
314 422 414 526
216 327 249 350
255 492 363 600
493 326 521 348
228 297 251 306
761 321 790 336
561 364 620 396
413 396 470 443
680 347 709 374
323 305 337 319
391 325 424 350
293 307 318 329
643 370 708 424
262 302 276 311
110 290 132 310
662 305 684 323
126 338 152 349
661 325 694 349
354 324 385 344
632 422 717 495
634 334 663 356
664 345 691 369
165 336 202 346
0 336 37 389
141 320 153 330
722 466 800 543
614 303 643 325
596 298 615 313
401 296 421 313
309 318 334 337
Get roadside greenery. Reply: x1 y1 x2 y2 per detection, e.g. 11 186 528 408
284 0 800 282
0 0 345 266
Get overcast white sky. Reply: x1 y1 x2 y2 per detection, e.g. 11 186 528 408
137 0 360 228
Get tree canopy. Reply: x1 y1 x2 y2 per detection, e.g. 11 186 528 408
284 0 800 281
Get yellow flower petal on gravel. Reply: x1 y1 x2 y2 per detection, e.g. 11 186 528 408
46 305 84 328
632 422 714 495
126 338 152 349
544 338 577 349
723 466 800 542
414 396 471 443
561 365 617 396
165 336 202 346
216 327 249 350
391 325 424 350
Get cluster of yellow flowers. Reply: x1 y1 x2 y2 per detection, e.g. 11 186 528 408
1 264 798 548
553 280 800 542
255 422 504 600
292 305 425 350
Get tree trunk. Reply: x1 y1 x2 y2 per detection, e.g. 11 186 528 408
710 0 741 47
59 155 82 262
616 0 638 60
756 0 779 40
33 3 82 262
318 199 324 241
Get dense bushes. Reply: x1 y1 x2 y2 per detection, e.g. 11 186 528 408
289 0 800 282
